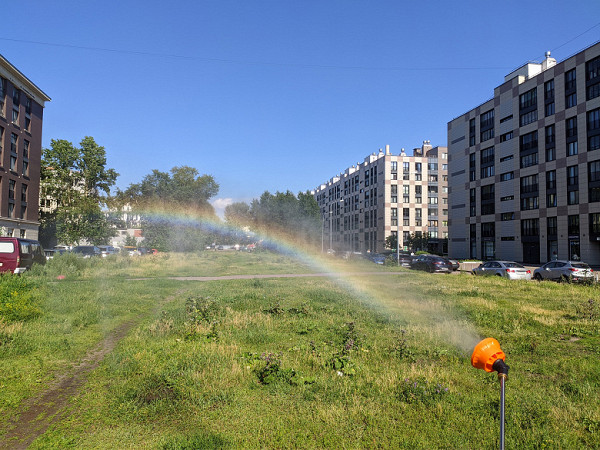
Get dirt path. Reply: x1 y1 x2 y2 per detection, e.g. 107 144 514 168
0 291 186 450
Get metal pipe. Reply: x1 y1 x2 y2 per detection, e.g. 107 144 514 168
499 373 506 450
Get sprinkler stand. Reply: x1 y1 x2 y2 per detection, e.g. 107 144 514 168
472 338 509 450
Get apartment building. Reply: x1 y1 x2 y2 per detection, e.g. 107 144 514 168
0 54 50 239
448 41 600 264
313 141 448 254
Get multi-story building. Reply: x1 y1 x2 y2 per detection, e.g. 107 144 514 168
313 141 448 254
0 54 50 239
448 41 600 264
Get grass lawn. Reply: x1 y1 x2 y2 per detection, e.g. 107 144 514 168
1 251 599 448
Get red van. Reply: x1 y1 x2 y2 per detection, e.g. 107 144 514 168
0 237 46 274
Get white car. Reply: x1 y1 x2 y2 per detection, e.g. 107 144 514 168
472 261 532 280
533 260 594 282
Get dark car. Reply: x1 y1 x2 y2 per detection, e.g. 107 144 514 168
410 255 452 273
0 237 46 274
72 245 101 258
443 258 460 271
386 252 413 267
369 253 386 265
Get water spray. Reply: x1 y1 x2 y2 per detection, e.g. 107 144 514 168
471 338 509 450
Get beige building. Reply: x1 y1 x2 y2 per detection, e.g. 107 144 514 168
448 41 600 264
313 141 448 254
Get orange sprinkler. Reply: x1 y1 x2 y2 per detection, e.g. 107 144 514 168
472 338 509 450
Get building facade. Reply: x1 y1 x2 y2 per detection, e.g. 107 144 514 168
448 41 600 265
0 54 50 240
313 141 448 254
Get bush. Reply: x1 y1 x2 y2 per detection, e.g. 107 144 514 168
0 274 42 322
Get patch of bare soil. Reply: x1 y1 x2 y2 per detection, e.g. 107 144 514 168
0 291 185 449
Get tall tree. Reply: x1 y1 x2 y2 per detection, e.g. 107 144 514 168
117 166 220 251
40 137 118 247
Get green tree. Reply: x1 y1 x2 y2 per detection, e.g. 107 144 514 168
117 166 220 252
39 137 118 247
244 190 321 247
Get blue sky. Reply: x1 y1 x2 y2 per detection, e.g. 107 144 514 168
2 1 600 215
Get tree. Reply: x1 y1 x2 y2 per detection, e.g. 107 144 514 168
224 202 251 227
235 190 321 247
116 166 220 252
39 137 118 247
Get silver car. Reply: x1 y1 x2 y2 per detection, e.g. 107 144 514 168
533 260 595 282
472 261 532 280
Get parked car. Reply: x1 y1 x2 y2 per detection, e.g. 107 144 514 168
386 252 413 267
72 245 101 258
472 261 532 280
0 237 46 274
98 245 119 257
533 260 594 282
369 253 386 265
444 258 460 271
44 248 69 260
410 254 452 273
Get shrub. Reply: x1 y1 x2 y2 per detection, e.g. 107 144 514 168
0 274 42 322
397 377 449 404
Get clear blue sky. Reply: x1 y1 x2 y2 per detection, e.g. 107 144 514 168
2 1 600 215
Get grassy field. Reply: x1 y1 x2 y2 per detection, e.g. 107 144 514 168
1 251 599 448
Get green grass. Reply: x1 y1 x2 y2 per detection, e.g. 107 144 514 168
1 252 599 448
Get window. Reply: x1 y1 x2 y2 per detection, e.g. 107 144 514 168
520 87 537 110
546 147 556 162
520 152 538 168
520 131 538 152
8 179 15 200
470 188 476 217
21 184 27 202
546 192 557 207
480 109 494 142
481 184 495 215
544 79 555 117
589 109 600 152
567 165 579 186
566 117 577 138
565 68 577 108
568 142 578 156
568 215 580 236
480 146 494 179
0 78 5 117
500 195 514 202
500 115 513 124
500 172 514 181
469 153 476 181
390 161 397 172
589 160 600 202
500 131 513 142
520 174 539 210
12 107 18 125
23 140 29 159
10 155 16 171
546 170 556 189
10 133 17 154
501 212 514 221
499 155 514 162
587 56 600 100
545 124 555 145
547 217 557 236
520 110 537 127
521 218 539 237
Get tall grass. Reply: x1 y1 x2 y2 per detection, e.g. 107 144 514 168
2 253 599 448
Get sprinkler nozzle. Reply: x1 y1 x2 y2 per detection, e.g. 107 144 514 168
471 338 508 374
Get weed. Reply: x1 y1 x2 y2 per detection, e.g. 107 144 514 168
185 296 221 324
254 352 295 385
576 298 599 320
390 329 415 361
329 322 360 376
397 377 449 404
263 301 285 315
